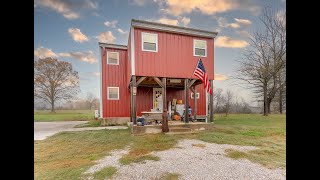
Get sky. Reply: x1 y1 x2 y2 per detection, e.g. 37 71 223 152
34 0 286 104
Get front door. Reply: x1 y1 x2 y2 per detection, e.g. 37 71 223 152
153 88 163 112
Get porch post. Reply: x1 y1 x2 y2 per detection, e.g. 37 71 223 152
162 77 167 110
130 82 133 122
184 79 189 123
209 80 214 123
132 75 137 125
193 86 197 121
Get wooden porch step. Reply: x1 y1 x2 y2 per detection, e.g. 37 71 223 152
169 127 191 132
165 131 199 135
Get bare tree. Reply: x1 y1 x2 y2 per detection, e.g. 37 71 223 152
213 88 223 113
34 57 80 112
224 90 233 116
235 7 286 116
86 92 99 110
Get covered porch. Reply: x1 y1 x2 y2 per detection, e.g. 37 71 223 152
129 75 214 134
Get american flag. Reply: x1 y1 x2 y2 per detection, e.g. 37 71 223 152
193 59 212 94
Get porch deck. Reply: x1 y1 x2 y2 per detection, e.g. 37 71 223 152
132 120 214 135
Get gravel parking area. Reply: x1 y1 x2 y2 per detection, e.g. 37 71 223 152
85 139 286 180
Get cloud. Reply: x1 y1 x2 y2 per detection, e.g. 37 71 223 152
93 72 100 77
117 28 128 35
162 0 261 16
181 17 190 26
215 73 228 80
215 36 248 48
234 18 252 26
59 51 97 64
216 17 251 29
97 31 116 43
129 0 148 6
34 0 98 20
34 47 58 58
156 17 179 26
104 20 118 28
68 28 89 43
227 23 240 28
146 17 190 27
236 30 251 38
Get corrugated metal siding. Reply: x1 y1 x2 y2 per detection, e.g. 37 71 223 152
127 32 131 85
134 28 214 80
136 86 206 116
102 48 130 117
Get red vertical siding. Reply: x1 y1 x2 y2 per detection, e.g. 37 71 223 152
135 86 206 116
101 48 130 117
134 28 214 80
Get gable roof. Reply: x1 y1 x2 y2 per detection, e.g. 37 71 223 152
131 19 218 39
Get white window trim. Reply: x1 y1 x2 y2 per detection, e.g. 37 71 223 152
193 39 207 57
107 51 119 65
107 87 119 100
191 92 200 99
142 32 158 52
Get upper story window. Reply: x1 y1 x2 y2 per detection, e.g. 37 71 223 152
142 32 158 52
107 87 119 100
193 39 207 57
107 52 119 65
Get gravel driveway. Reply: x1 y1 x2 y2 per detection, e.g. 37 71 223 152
34 121 128 140
85 139 286 180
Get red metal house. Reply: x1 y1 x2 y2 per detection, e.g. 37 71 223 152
99 19 217 125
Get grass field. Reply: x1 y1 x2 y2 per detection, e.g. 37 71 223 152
34 110 95 122
34 114 285 179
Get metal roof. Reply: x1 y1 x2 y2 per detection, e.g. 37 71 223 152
98 43 127 50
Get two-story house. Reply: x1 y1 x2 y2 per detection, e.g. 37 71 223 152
99 19 217 125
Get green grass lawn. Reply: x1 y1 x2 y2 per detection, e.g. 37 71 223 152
34 114 286 179
34 110 95 122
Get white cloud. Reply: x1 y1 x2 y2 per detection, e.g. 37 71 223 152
236 30 251 38
130 0 148 6
68 28 89 43
97 31 116 43
162 0 261 16
93 72 100 77
117 28 128 35
215 36 248 48
59 51 97 64
227 23 240 28
156 17 179 26
34 0 98 20
34 47 58 59
181 17 190 26
216 17 251 29
215 73 228 80
234 18 252 26
104 20 118 28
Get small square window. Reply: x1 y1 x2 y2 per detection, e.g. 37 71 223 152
108 87 119 100
107 52 119 65
194 39 207 57
142 32 158 52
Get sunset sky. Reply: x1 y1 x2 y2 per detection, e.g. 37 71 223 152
34 0 286 104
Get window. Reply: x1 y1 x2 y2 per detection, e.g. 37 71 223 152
193 39 207 57
107 87 119 100
107 52 119 65
191 92 200 99
142 32 158 52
